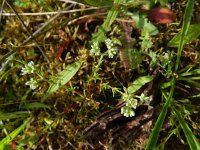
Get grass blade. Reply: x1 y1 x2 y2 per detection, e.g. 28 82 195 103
41 61 82 102
180 69 200 76
174 109 200 149
0 111 30 120
22 102 51 110
145 79 175 150
0 118 31 149
175 0 194 72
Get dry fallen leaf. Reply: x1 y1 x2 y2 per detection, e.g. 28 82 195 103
148 7 176 24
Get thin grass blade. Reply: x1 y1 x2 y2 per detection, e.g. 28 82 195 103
175 0 194 72
0 111 30 120
22 102 51 110
180 69 200 76
0 118 31 149
145 79 175 150
174 109 200 149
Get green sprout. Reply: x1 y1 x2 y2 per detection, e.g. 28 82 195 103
135 93 149 102
25 78 38 90
105 38 118 58
91 41 101 56
91 38 119 58
121 92 138 117
121 106 135 117
21 61 36 75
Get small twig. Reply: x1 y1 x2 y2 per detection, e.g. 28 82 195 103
1 7 100 16
0 3 74 64
68 13 135 25
0 0 6 22
67 12 106 25
5 0 50 63
59 0 88 6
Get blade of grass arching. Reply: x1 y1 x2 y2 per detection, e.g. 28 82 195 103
0 118 31 149
179 78 200 88
145 79 175 150
22 102 51 110
91 0 125 43
174 109 200 149
180 69 200 76
156 128 178 149
175 0 194 72
41 61 82 102
0 111 30 120
188 93 200 99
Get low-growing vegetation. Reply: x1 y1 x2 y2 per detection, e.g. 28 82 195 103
0 0 200 149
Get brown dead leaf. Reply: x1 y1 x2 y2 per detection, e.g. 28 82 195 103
148 7 176 24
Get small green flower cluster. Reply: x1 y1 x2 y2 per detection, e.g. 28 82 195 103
121 92 137 117
105 38 118 58
25 78 38 90
21 61 36 75
21 61 38 90
91 41 101 56
121 93 149 117
91 38 119 58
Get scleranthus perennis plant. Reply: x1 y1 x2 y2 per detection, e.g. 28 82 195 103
121 76 153 117
25 78 38 90
21 61 36 75
91 41 101 56
105 38 118 58
21 61 43 90
121 92 150 117
121 92 137 117
90 38 120 58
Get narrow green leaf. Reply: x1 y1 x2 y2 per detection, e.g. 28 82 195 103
168 24 200 47
174 109 200 150
0 118 31 149
145 80 175 150
22 102 51 110
127 76 153 94
179 78 200 88
188 93 200 98
41 61 82 102
0 111 30 120
180 69 200 76
175 0 194 72
122 48 142 70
